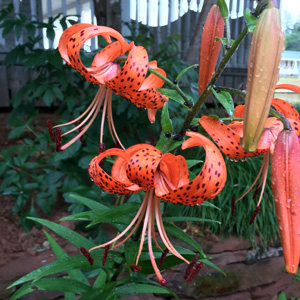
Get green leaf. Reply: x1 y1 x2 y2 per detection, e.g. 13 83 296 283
124 239 140 266
157 88 190 109
8 255 93 288
186 159 203 168
217 0 229 19
210 87 234 117
8 126 25 139
163 216 221 224
107 284 180 300
67 194 110 211
155 132 183 153
163 221 206 258
175 64 198 84
161 102 173 134
10 278 93 300
87 202 140 227
43 88 54 107
92 271 107 290
244 9 258 33
42 230 89 285
26 217 95 249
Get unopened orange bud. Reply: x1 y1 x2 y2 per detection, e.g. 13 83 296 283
198 4 224 96
241 3 284 152
271 130 300 274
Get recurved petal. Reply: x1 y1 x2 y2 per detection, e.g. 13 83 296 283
89 148 140 194
158 132 227 206
58 23 94 66
125 145 163 190
106 45 168 110
199 116 268 158
272 98 300 122
155 154 190 197
63 25 128 84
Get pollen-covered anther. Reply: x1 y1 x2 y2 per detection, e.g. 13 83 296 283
80 246 94 265
186 262 204 283
102 245 110 266
159 248 169 266
55 128 62 152
231 196 235 216
47 119 54 142
130 264 141 272
184 253 199 280
249 206 261 225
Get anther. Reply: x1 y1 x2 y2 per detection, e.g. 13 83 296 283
130 264 141 272
98 142 106 154
159 248 169 266
249 206 261 225
47 119 54 142
55 128 62 152
80 247 94 265
102 245 109 266
184 253 199 280
186 262 204 283
231 196 235 216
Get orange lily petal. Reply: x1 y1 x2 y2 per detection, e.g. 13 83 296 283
199 116 268 158
158 132 227 205
58 23 95 66
275 84 300 94
155 154 190 196
106 45 168 110
272 98 300 122
125 145 163 190
89 148 140 194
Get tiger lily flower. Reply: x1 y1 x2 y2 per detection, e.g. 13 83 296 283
200 97 300 203
199 102 284 212
49 23 168 151
198 4 224 96
200 85 300 274
85 132 227 285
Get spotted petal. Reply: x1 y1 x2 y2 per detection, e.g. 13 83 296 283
59 24 129 84
157 132 227 205
89 148 140 194
106 44 168 111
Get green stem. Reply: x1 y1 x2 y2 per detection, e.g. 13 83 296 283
178 25 249 137
214 86 246 98
25 125 38 137
269 107 292 130
148 67 193 109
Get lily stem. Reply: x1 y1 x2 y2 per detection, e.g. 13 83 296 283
177 25 249 138
269 107 292 131
148 67 193 109
214 86 246 98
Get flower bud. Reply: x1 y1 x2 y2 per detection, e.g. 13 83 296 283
271 130 300 274
241 2 284 152
198 5 224 95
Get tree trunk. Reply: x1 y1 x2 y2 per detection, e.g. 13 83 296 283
184 0 216 64
93 0 122 32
